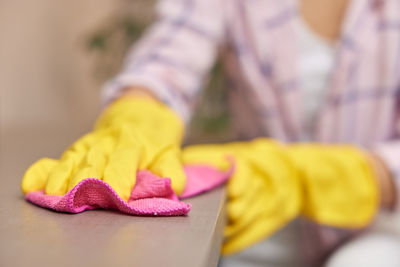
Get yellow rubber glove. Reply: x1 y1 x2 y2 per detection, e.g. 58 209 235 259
288 144 378 227
182 139 379 255
183 139 302 254
22 97 186 201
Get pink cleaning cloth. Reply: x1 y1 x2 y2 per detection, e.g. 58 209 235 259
25 165 233 216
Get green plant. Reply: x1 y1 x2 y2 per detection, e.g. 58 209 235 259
87 16 148 81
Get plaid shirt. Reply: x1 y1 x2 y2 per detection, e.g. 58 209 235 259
103 0 400 263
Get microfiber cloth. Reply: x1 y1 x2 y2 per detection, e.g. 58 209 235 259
25 165 233 216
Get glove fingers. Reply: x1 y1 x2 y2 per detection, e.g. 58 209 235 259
21 158 59 194
42 133 93 195
67 134 116 190
103 127 141 201
149 145 186 195
45 158 77 195
226 172 263 220
45 131 103 195
103 147 140 201
226 159 253 198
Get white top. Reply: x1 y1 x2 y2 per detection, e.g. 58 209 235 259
296 19 336 141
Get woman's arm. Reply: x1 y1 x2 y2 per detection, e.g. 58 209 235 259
102 0 225 122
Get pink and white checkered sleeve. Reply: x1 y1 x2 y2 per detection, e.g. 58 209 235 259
101 0 224 122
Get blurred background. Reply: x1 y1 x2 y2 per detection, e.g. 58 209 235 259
0 0 231 148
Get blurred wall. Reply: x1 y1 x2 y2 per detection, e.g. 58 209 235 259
0 0 228 147
0 0 137 131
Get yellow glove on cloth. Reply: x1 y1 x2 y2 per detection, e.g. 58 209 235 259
182 139 379 255
22 97 186 200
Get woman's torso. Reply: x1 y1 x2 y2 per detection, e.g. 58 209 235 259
221 0 400 147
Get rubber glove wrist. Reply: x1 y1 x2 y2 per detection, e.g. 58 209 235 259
287 143 379 227
95 96 184 146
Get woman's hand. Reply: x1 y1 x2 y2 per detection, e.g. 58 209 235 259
22 96 186 201
183 140 380 254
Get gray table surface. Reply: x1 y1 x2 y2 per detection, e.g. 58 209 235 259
0 127 226 267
